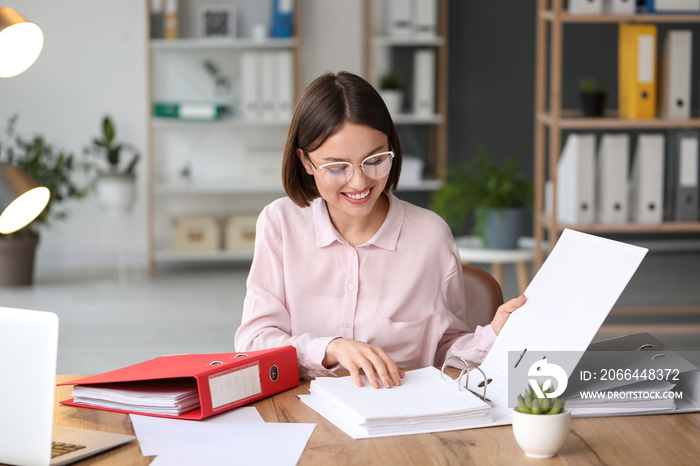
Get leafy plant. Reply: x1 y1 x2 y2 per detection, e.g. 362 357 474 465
379 71 404 90
0 115 96 236
516 383 565 415
84 116 140 175
579 77 607 95
429 144 533 238
203 59 232 95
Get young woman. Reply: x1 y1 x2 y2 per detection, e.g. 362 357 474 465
235 71 525 389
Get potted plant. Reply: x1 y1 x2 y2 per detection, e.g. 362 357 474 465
84 116 140 212
512 383 571 458
0 115 96 285
378 71 405 116
429 144 533 249
579 77 607 117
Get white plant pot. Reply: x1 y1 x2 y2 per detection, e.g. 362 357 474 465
97 174 136 212
379 90 403 116
512 408 571 458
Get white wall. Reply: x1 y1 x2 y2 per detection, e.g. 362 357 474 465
0 0 362 273
0 0 149 271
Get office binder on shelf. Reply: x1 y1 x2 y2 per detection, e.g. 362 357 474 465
240 52 262 120
413 49 435 115
665 130 700 221
646 0 700 12
270 0 294 38
629 134 665 223
164 0 178 40
557 133 597 224
153 102 226 121
59 346 299 420
387 0 413 37
413 0 437 38
569 0 603 14
619 23 657 120
659 30 692 120
274 50 294 120
603 0 637 14
597 133 630 223
261 52 276 120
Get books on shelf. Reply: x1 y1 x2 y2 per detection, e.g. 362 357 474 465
299 367 491 439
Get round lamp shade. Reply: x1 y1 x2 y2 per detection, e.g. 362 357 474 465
0 164 50 234
0 7 44 78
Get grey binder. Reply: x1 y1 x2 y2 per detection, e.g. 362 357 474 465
665 130 700 221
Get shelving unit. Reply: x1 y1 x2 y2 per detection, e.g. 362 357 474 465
533 0 700 269
363 0 449 183
146 1 302 273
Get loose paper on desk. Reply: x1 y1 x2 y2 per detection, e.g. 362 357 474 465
468 229 648 410
130 407 315 466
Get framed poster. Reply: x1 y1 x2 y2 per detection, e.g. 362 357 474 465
199 5 236 38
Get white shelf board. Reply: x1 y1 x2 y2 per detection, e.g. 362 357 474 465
373 36 445 47
151 117 291 128
155 182 284 195
397 179 442 191
154 250 254 263
150 38 297 50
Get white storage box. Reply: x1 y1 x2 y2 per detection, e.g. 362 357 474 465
172 215 221 252
225 214 259 251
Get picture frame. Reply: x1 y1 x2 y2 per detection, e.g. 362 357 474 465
199 5 237 38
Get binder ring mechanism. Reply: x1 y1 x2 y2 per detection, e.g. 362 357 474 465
440 356 490 402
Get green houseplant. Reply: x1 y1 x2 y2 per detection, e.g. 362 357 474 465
579 77 607 117
0 115 96 285
378 71 405 116
512 383 570 458
429 145 533 249
84 116 140 211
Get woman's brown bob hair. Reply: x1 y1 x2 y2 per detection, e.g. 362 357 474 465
282 71 402 207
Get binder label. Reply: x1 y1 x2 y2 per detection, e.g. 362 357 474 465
209 363 262 410
638 35 654 83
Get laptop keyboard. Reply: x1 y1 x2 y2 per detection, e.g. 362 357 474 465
52 441 86 458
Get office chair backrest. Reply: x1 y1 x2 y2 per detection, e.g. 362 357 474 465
461 264 504 330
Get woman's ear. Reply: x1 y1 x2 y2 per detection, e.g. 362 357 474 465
297 148 314 175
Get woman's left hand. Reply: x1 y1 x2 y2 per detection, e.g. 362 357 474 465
491 294 526 335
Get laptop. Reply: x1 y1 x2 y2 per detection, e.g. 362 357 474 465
0 306 135 466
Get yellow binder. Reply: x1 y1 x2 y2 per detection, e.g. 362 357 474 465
619 23 657 119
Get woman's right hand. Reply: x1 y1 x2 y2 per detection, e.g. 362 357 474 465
323 338 404 389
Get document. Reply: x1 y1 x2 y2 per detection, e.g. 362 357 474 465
131 407 315 466
299 367 491 439
470 229 648 410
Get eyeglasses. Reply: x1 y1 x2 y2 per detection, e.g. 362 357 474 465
305 151 394 186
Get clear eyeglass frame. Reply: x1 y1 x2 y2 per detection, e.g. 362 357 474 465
305 150 395 186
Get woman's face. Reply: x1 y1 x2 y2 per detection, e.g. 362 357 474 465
298 122 391 225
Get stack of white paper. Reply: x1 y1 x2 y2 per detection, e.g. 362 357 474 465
299 367 491 439
72 379 200 416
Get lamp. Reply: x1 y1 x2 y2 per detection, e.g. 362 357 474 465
0 7 44 78
0 163 50 234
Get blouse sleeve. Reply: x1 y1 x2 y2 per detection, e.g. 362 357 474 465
234 204 339 379
435 246 498 367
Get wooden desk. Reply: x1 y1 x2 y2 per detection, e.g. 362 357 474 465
55 373 700 465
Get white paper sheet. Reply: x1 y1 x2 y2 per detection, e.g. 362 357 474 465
470 229 648 408
130 407 315 465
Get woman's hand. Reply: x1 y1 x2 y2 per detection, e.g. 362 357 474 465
323 338 405 388
491 294 527 335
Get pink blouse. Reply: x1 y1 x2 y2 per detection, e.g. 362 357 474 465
234 193 497 378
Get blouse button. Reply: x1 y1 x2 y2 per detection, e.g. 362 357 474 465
342 321 350 328
348 284 355 291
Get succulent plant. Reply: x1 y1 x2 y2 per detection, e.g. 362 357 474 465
516 384 565 415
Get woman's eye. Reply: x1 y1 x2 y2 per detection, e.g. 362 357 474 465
326 166 347 175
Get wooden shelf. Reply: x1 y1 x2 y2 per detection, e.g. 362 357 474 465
533 2 700 269
539 11 700 23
